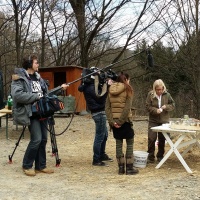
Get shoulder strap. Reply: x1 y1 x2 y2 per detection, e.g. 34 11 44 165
94 75 107 97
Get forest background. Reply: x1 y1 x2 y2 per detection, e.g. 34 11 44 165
0 0 200 118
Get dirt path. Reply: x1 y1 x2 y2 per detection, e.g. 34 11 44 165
0 115 200 200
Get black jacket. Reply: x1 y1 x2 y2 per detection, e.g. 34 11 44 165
78 83 107 113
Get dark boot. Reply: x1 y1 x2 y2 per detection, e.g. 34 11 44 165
126 155 139 175
116 155 125 175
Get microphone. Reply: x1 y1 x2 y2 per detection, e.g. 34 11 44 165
147 48 154 68
147 53 154 68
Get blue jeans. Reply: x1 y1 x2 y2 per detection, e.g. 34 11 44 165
92 111 108 162
23 118 48 170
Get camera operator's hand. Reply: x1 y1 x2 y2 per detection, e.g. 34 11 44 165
107 79 113 86
113 122 121 128
61 84 69 90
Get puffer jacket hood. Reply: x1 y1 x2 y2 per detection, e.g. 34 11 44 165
109 82 125 95
12 68 41 81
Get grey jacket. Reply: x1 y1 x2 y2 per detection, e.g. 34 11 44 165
11 68 48 125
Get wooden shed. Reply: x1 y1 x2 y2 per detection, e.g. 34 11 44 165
39 65 86 113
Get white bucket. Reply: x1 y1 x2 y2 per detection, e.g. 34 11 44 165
133 151 149 168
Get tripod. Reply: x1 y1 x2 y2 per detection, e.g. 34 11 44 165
8 115 61 166
8 125 26 163
48 115 61 166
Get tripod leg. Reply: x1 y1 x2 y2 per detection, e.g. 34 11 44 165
8 126 26 163
49 124 61 167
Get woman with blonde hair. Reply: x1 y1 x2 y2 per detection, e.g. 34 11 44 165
105 72 139 175
146 79 175 163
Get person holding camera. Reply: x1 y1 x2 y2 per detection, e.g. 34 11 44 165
105 72 139 175
146 79 175 163
11 55 68 176
78 67 113 166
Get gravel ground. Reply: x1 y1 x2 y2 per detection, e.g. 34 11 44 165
0 114 200 200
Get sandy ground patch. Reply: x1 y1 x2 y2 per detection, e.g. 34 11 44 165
0 115 200 200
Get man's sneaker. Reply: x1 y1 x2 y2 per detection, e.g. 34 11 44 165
23 168 36 176
92 161 108 166
35 167 54 174
100 154 113 162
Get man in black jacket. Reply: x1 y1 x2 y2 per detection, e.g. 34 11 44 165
78 68 113 166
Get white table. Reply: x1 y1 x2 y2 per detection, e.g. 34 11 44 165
0 108 12 139
151 125 200 173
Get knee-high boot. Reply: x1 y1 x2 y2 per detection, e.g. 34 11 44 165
126 155 139 175
116 155 125 175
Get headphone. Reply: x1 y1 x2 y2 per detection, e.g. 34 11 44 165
28 55 33 68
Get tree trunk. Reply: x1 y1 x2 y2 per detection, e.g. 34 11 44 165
41 0 45 68
69 0 87 67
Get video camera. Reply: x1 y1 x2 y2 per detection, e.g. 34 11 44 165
81 67 118 85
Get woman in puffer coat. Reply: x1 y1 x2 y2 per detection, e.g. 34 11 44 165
105 72 139 175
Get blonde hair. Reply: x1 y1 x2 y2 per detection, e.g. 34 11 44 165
152 79 167 97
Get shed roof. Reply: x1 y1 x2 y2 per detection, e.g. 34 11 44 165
39 65 84 70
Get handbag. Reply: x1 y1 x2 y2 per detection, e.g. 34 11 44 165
31 95 65 118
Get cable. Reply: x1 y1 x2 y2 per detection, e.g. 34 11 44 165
53 91 82 136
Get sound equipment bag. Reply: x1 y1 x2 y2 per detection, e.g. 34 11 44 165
32 95 64 118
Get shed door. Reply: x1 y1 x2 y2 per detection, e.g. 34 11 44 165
54 72 66 87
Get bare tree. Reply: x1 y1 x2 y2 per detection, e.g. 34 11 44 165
0 0 178 105
161 0 200 117
68 0 173 68
1 0 173 68
33 0 80 67
11 0 37 65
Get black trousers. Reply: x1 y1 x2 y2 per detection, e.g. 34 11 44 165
147 121 165 159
